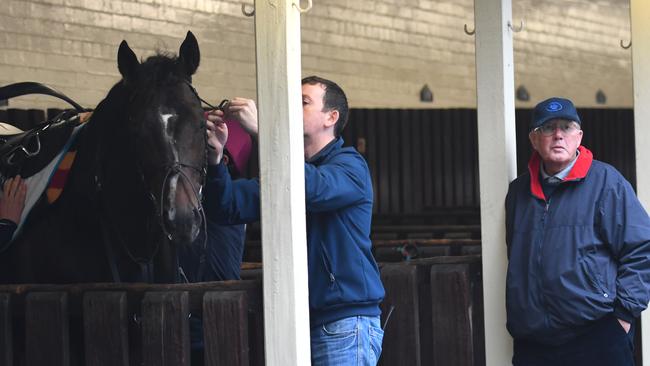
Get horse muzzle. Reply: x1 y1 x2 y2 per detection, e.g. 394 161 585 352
162 174 203 244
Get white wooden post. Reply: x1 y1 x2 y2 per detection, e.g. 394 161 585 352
474 0 517 364
254 1 311 365
630 1 650 365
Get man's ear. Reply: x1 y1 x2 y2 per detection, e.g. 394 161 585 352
529 132 538 151
325 109 339 128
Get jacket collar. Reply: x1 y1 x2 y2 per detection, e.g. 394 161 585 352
528 145 593 200
307 137 343 164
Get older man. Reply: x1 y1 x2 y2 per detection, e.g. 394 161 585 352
505 97 650 365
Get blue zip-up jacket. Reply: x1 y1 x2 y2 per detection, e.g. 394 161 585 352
204 137 384 327
505 146 650 345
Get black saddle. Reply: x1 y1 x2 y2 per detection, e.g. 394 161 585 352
0 82 88 182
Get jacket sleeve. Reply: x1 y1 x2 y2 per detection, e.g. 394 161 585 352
304 153 370 213
0 219 17 252
203 163 261 225
599 178 650 320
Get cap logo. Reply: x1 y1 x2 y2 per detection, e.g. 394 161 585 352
546 101 563 112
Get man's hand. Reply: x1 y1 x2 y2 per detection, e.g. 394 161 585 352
0 176 27 224
617 318 631 334
206 110 228 165
226 97 258 139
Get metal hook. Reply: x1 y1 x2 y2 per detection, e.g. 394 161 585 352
293 0 312 13
464 24 475 36
620 39 632 49
508 20 524 33
241 3 255 17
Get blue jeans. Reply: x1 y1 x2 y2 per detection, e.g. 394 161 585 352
311 315 384 366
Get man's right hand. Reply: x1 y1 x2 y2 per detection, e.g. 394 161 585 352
206 110 228 165
226 97 258 139
0 176 27 224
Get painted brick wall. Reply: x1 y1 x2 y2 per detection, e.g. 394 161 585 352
0 0 632 110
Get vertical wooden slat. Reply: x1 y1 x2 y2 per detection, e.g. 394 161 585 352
141 291 190 366
203 291 249 366
27 109 45 126
432 110 445 207
25 292 70 366
412 110 424 213
7 109 30 131
401 110 413 214
389 109 401 213
422 110 434 208
377 109 390 214
365 109 379 214
0 293 12 366
379 264 420 366
441 110 454 207
430 264 474 366
83 292 129 366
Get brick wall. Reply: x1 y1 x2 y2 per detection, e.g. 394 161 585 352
0 0 632 110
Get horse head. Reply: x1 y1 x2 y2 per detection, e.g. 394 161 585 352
100 32 206 250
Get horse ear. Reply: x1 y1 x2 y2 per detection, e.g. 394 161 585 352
117 40 139 80
179 31 200 76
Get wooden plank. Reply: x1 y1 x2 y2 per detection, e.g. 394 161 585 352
203 291 249 366
379 264 420 366
430 264 474 366
400 110 413 213
27 109 45 126
25 292 70 366
389 109 401 213
7 109 30 131
365 109 379 214
631 1 650 363
378 109 391 214
141 291 190 366
83 292 129 366
412 110 424 213
0 293 12 366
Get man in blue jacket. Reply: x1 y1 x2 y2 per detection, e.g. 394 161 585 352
506 97 650 365
204 76 385 366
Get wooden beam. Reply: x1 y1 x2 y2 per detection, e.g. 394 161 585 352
474 0 517 364
630 1 650 365
254 1 311 365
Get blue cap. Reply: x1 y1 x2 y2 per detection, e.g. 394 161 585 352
531 97 581 131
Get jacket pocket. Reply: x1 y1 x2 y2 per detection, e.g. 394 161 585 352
319 241 337 290
580 256 609 297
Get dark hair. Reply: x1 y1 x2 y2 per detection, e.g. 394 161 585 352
302 75 349 137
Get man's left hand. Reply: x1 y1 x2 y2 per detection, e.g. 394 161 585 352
617 318 631 333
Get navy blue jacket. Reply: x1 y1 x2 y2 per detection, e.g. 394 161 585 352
506 146 650 345
204 137 384 327
0 219 17 252
178 220 246 282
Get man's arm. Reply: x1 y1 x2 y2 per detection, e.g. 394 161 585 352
203 108 260 224
599 178 650 326
304 153 371 212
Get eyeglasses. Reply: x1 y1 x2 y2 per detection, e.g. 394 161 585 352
533 121 580 136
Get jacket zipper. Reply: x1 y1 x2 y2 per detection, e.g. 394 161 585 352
538 198 551 329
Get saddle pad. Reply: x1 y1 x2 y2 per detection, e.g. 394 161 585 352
6 123 85 239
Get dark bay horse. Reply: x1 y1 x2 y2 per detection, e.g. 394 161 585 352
0 32 207 284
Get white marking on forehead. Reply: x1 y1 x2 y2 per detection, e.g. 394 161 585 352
160 113 176 130
159 112 179 160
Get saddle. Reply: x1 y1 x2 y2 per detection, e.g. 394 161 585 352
0 82 88 183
